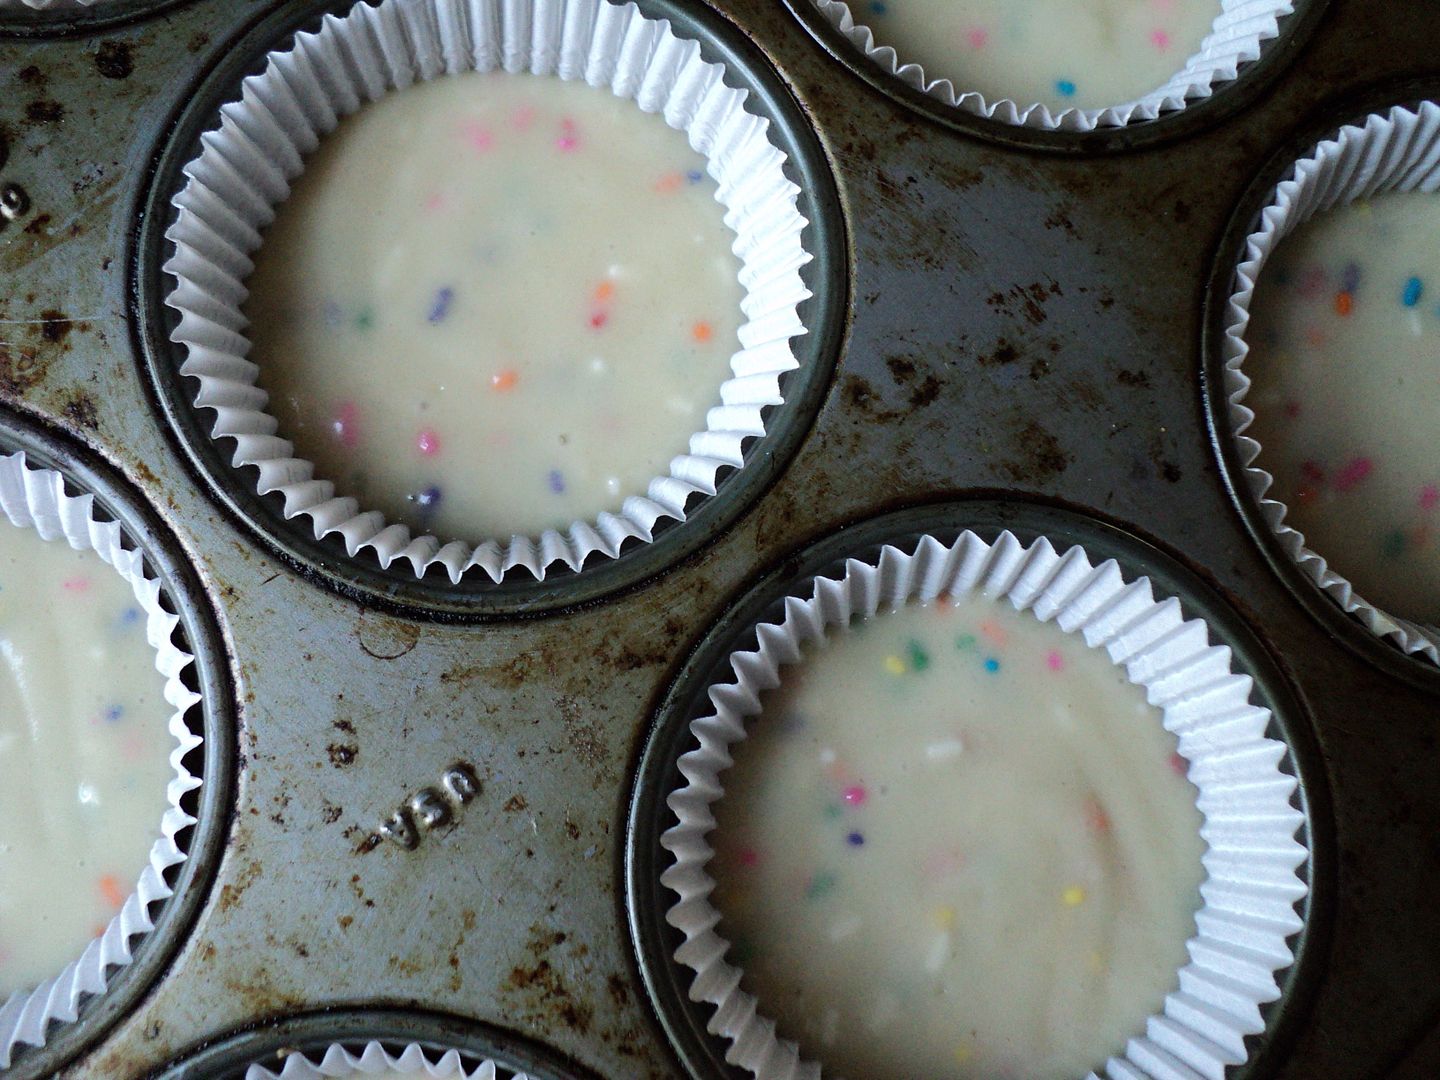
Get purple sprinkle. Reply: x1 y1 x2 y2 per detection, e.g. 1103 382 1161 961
547 469 566 494
104 705 124 723
846 832 864 846
685 169 703 184
1340 261 1361 294
321 300 343 327
415 486 442 511
427 286 455 324
120 607 142 625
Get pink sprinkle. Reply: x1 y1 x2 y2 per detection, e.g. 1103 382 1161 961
557 118 580 153
1149 28 1171 50
1169 752 1188 777
738 848 760 868
842 785 867 807
332 400 360 449
62 576 91 593
1045 650 1065 672
461 119 495 153
1420 484 1439 511
589 310 609 330
422 191 448 213
416 429 441 457
511 105 536 132
965 27 988 49
1333 457 1374 492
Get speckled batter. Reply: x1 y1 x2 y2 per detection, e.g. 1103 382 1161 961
711 595 1204 1080
246 72 743 542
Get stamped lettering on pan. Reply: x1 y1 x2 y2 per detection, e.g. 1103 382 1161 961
377 761 481 850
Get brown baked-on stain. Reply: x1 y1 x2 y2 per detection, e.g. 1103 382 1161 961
1001 421 1072 484
23 213 52 237
978 339 1020 368
606 973 630 1007
883 354 943 409
24 100 64 125
63 392 99 430
0 344 47 395
505 927 595 1035
94 41 135 80
503 793 529 813
187 30 211 53
327 742 358 768
38 310 73 345
216 859 263 914
18 66 45 86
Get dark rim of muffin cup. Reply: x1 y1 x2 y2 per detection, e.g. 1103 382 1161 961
133 0 846 620
626 499 1331 1080
0 407 236 1080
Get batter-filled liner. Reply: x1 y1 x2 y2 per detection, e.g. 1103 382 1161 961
661 530 1309 1080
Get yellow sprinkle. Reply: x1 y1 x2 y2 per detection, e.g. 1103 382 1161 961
883 655 906 676
931 905 956 930
953 1041 974 1065
1088 949 1105 974
1062 885 1086 907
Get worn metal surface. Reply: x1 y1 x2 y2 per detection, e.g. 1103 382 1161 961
0 0 1436 1078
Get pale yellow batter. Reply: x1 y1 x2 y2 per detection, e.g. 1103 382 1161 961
0 527 172 998
849 0 1220 111
711 596 1204 1079
246 72 743 542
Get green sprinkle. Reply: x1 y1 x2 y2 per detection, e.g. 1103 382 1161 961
354 307 375 331
823 803 843 820
805 871 837 900
956 633 976 651
1382 530 1407 558
907 639 930 671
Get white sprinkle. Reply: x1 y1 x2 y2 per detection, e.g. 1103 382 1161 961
587 356 607 375
925 737 964 762
924 932 951 974
819 747 837 765
828 913 863 942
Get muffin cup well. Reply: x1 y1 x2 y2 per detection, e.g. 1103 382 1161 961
808 0 1296 133
1221 100 1440 665
660 530 1309 1080
243 1038 529 1079
0 451 203 1069
163 0 812 584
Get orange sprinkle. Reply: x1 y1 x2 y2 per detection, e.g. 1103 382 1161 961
691 320 714 343
653 172 684 194
593 280 616 303
1335 291 1353 316
98 874 126 909
979 619 1008 647
490 369 519 392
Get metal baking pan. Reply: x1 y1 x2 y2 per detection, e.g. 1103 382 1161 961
1 0 1437 1076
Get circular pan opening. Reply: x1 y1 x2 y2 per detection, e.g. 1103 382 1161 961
150 1008 605 1079
131 0 848 621
780 0 1330 155
1202 82 1440 693
0 0 190 38
0 407 236 1080
626 498 1331 1080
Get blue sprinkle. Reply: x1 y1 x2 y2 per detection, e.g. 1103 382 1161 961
120 607 142 625
104 704 124 723
1340 261 1361 294
1403 276 1424 307
983 657 1000 673
415 486 442 511
868 0 887 13
427 286 455 324
1055 79 1077 98
846 831 865 846
547 469 566 494
685 169 704 184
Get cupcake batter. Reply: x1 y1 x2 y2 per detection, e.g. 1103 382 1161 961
1245 192 1440 624
711 595 1204 1080
0 526 172 998
850 0 1221 111
246 72 743 542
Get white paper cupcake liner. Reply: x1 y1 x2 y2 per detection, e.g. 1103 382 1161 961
0 2 108 9
163 0 811 584
243 1039 530 1079
0 451 203 1069
809 0 1294 132
1221 101 1440 665
660 530 1309 1080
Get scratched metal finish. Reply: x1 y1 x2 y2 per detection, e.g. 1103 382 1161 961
0 1 1437 1079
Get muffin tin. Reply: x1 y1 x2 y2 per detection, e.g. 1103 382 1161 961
0 0 1437 1077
